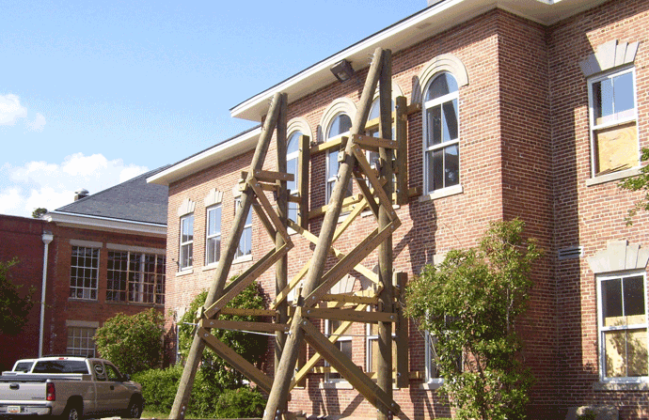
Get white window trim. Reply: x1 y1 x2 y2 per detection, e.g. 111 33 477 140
179 214 194 271
424 330 444 388
205 204 222 267
422 76 461 195
597 270 649 383
323 318 352 386
233 198 253 262
587 66 640 178
69 246 100 301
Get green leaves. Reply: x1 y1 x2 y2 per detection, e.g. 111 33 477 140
94 308 164 375
0 259 35 336
405 219 539 420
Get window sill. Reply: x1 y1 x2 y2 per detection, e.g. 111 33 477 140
202 264 218 272
418 381 444 390
68 298 98 303
176 269 193 277
418 184 463 202
319 381 353 390
593 381 649 391
585 168 642 187
233 255 253 264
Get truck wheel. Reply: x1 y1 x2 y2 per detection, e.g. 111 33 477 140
123 397 142 419
61 403 82 420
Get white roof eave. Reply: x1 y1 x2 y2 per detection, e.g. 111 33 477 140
45 211 167 237
230 0 607 122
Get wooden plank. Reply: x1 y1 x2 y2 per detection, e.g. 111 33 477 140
205 244 289 317
308 135 348 155
201 319 289 334
364 113 396 133
198 327 273 393
254 182 279 192
394 272 409 388
219 307 276 317
406 102 422 115
353 134 398 150
352 169 380 218
300 320 399 414
253 169 294 183
287 195 301 203
308 194 362 219
298 135 310 229
332 197 367 242
304 307 395 323
352 145 396 220
395 96 408 205
304 223 398 307
320 294 379 305
271 256 310 310
252 198 277 239
249 181 291 245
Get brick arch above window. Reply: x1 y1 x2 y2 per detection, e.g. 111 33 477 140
580 40 639 78
587 240 649 274
177 198 195 217
287 117 313 141
204 188 223 207
318 97 357 138
412 53 469 105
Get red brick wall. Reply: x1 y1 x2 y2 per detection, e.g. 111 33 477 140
550 0 649 419
0 215 48 371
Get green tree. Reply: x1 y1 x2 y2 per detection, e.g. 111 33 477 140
619 148 649 224
32 208 48 218
406 219 540 420
0 259 35 336
178 281 267 391
94 308 164 374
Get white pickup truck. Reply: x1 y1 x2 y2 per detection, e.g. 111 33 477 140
0 356 143 420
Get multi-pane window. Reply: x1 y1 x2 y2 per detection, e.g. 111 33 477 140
69 246 99 300
588 67 638 176
425 331 443 384
325 319 352 382
234 198 252 259
326 113 353 202
206 205 222 265
366 322 397 383
365 98 396 189
107 251 166 304
180 215 194 270
287 131 301 223
67 326 96 357
598 273 648 380
423 72 460 193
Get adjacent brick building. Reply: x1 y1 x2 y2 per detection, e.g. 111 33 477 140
150 0 649 418
0 168 168 370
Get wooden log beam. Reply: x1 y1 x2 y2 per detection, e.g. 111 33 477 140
201 319 289 334
219 307 276 317
262 48 386 420
303 307 395 323
352 169 380 218
395 96 408 205
253 169 294 183
301 319 399 415
298 135 310 229
394 272 409 388
351 145 396 220
171 91 283 420
198 327 274 394
308 135 348 155
352 134 398 150
249 181 292 245
252 198 278 239
308 194 363 219
320 294 379 305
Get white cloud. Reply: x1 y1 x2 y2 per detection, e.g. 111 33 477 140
0 94 28 126
0 153 149 218
28 113 46 131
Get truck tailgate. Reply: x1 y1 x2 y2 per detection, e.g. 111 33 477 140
0 379 46 402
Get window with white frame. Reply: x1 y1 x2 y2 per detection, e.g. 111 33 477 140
326 113 354 202
234 198 252 259
423 72 460 193
588 67 638 176
365 98 397 190
425 331 443 384
206 205 222 265
107 251 166 304
366 321 397 383
325 318 352 382
67 326 96 357
598 272 648 380
287 131 301 223
70 246 99 300
179 214 194 270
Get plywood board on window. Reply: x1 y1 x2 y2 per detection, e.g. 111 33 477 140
595 122 638 174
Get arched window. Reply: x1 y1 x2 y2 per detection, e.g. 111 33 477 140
286 130 301 222
326 113 353 201
423 72 459 193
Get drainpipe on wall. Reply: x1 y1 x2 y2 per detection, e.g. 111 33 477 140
39 231 54 357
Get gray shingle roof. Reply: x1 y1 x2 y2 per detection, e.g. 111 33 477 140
55 166 169 225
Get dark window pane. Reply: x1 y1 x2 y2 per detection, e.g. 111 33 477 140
602 278 623 319
433 149 444 190
427 106 441 147
328 114 352 138
426 73 458 101
624 276 645 317
445 145 460 187
442 99 459 142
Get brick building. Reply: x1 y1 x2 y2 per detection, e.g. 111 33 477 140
149 0 649 418
0 168 168 370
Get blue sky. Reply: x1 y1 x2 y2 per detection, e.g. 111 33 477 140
1 0 428 217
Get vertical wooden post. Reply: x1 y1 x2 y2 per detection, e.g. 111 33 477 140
262 47 385 420
394 272 409 389
395 96 408 205
377 49 394 420
169 92 283 420
298 135 310 229
275 93 289 413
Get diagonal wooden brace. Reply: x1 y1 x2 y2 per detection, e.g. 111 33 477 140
249 180 292 245
197 327 274 393
300 320 400 414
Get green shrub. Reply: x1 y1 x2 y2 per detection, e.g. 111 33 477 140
133 366 267 418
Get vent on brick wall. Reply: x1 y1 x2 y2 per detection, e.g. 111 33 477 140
558 246 583 260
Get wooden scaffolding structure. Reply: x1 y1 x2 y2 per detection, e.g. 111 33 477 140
170 47 416 420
